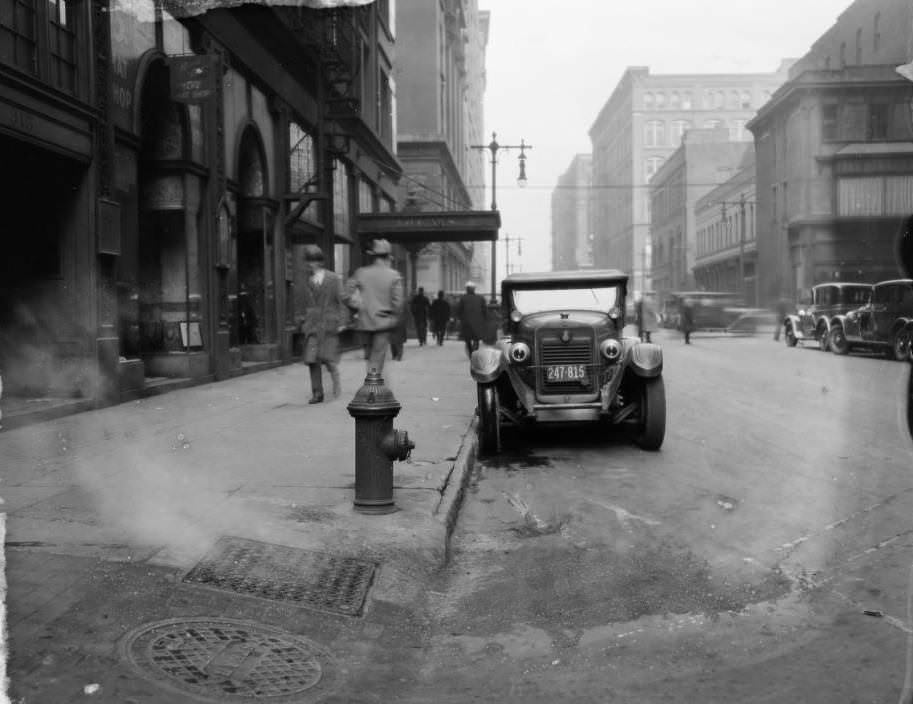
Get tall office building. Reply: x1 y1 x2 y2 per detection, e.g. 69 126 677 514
395 0 490 295
551 154 593 271
588 64 791 285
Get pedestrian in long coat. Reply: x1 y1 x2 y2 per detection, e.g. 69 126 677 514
344 238 404 374
680 297 695 345
430 290 451 346
641 293 658 343
300 245 346 403
410 287 431 346
455 281 488 357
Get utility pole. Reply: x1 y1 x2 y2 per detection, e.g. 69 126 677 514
503 233 524 276
719 194 754 301
739 192 746 303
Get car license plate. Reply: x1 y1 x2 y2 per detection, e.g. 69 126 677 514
545 365 587 383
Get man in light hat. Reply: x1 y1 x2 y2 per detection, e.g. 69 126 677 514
455 280 488 357
345 238 404 374
299 244 346 403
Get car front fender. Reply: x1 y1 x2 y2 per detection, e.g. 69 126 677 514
470 345 506 384
629 342 663 378
784 314 804 336
832 314 860 338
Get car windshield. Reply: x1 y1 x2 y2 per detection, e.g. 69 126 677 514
511 285 621 314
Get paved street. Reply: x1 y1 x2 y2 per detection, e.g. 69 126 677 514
3 330 913 703
411 330 913 703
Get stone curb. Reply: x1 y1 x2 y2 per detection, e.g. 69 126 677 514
433 414 479 565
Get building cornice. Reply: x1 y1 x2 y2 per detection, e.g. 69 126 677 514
748 64 912 133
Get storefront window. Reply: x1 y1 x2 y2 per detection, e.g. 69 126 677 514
289 122 316 192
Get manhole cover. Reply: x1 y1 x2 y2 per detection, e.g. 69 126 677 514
183 536 377 617
119 617 336 703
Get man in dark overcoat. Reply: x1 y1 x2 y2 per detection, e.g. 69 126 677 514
680 297 695 345
455 281 488 357
430 290 451 346
410 287 431 346
300 245 347 403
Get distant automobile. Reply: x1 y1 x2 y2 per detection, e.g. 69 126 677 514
828 279 913 360
469 269 665 455
783 282 872 350
662 291 745 330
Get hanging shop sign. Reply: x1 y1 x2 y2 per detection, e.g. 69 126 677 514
170 55 220 104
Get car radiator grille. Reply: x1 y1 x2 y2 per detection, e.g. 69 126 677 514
537 332 596 395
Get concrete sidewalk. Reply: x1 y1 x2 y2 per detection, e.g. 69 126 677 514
1 336 478 599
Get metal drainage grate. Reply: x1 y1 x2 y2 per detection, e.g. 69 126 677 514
119 617 334 703
183 536 377 617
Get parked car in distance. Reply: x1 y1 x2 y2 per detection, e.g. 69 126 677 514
469 269 665 455
783 282 872 350
828 279 913 360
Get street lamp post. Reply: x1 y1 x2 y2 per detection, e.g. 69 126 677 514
719 194 754 302
471 132 533 302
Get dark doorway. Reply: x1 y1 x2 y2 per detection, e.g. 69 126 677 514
0 134 87 399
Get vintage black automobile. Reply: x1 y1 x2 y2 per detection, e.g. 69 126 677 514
828 279 913 360
783 282 872 350
469 269 665 454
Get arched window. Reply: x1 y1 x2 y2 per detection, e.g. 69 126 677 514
740 91 752 109
643 92 654 109
669 92 680 109
855 28 863 64
874 12 881 52
714 90 725 109
703 89 714 109
727 90 739 109
681 91 693 109
644 120 665 147
655 92 666 109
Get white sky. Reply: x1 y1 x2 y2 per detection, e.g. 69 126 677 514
479 0 855 276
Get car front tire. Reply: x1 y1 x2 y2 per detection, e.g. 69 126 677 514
891 329 911 362
477 383 501 456
817 325 829 351
785 323 798 347
830 325 849 355
635 376 666 451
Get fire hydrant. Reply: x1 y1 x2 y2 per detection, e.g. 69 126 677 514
347 369 415 514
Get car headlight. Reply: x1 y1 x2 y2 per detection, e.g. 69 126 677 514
510 310 523 323
608 306 622 321
798 309 806 317
509 341 531 363
600 338 622 362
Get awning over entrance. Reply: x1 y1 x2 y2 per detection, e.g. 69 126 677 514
356 210 501 244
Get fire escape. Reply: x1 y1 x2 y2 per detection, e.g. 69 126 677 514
283 7 362 226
